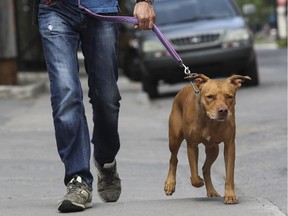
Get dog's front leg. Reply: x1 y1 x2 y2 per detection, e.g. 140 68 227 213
187 144 204 188
203 145 220 197
164 152 178 196
224 140 238 204
164 134 183 196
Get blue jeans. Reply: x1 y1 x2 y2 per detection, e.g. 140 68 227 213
38 0 121 189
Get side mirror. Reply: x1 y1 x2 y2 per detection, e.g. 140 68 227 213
242 4 256 16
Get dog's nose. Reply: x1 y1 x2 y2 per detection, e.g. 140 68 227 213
218 107 228 114
217 107 228 120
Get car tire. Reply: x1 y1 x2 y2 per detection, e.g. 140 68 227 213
142 74 158 99
123 51 142 81
243 58 259 86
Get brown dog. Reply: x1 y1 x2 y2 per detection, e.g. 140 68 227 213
164 74 251 204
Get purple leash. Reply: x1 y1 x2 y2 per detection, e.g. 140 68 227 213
80 6 200 93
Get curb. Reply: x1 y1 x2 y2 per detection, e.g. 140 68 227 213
254 42 278 50
0 72 48 99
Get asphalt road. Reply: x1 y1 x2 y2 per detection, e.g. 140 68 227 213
0 48 286 215
233 48 287 213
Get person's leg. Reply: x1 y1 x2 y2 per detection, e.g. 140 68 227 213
80 15 121 165
80 15 121 202
38 0 93 188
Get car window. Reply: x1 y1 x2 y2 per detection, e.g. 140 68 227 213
155 0 239 25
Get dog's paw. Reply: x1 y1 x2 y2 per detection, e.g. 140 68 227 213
207 190 220 197
224 195 239 204
190 176 204 188
164 181 175 196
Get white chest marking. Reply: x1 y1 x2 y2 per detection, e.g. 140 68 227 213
205 136 211 142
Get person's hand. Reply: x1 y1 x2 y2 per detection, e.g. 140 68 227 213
133 2 156 30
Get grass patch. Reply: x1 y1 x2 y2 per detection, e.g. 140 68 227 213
277 39 287 48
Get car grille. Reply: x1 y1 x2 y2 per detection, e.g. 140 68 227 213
170 32 222 50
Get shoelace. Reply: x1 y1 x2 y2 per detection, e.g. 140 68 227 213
67 178 83 194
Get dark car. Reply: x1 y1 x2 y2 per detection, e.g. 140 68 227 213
119 0 259 98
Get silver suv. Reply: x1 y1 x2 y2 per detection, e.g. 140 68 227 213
120 0 259 98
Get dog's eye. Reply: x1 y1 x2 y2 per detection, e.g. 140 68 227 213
226 94 234 99
206 95 215 100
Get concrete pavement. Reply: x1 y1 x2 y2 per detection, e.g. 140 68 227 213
0 73 286 216
0 196 285 216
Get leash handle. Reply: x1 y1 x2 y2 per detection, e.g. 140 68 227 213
80 7 184 66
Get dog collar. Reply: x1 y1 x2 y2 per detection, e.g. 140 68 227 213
190 81 200 94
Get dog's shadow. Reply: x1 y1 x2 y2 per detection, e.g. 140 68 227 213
87 197 232 216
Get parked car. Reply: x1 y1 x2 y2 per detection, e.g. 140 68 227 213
119 0 259 98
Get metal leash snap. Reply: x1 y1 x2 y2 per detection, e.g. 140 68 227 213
180 62 198 77
180 62 191 76
180 62 200 94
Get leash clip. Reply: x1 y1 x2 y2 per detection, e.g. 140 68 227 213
180 62 191 76
180 62 197 77
180 62 199 94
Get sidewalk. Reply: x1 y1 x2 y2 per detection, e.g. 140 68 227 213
0 73 286 216
254 42 278 50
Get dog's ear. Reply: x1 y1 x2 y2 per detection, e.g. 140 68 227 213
228 75 251 89
185 74 210 90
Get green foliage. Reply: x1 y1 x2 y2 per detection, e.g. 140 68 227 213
235 0 275 25
277 39 288 48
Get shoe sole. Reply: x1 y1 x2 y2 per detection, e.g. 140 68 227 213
58 200 92 213
98 188 121 203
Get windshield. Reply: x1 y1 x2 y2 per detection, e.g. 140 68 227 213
154 0 239 25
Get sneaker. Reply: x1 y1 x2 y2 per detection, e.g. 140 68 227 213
57 176 92 213
94 159 121 202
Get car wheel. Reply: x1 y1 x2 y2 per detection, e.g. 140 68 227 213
243 58 259 86
142 74 158 99
123 51 141 81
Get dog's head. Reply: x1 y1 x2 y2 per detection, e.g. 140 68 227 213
186 74 251 121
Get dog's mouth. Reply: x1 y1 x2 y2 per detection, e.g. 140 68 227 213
208 115 227 121
207 111 229 121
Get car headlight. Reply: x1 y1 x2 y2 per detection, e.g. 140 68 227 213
143 40 166 53
222 28 252 48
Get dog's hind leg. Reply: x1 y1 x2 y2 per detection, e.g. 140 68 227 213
164 114 184 196
187 143 204 188
202 145 220 197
